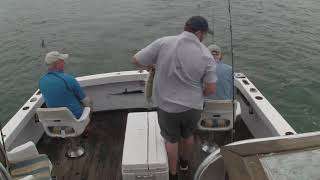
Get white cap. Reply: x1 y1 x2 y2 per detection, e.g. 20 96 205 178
207 44 221 54
45 51 69 64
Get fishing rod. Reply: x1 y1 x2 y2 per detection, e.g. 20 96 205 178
227 0 236 142
211 3 215 43
209 0 235 143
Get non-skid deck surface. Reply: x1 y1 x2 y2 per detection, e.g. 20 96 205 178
37 110 253 180
37 110 128 180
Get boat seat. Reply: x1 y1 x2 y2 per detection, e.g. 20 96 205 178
198 100 241 131
36 107 91 138
0 141 52 180
36 107 91 158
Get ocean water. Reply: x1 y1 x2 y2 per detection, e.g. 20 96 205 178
0 0 319 133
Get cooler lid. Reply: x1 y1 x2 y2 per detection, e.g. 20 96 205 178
148 112 168 171
122 112 148 171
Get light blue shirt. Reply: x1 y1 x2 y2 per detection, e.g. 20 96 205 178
39 70 86 119
207 63 232 100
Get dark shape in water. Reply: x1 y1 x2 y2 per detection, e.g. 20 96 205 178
32 20 47 25
41 40 46 48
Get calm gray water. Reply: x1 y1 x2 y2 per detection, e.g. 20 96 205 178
0 0 319 133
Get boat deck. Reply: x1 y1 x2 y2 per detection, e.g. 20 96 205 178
37 109 253 180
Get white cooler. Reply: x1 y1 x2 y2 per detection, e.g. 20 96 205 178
122 112 169 180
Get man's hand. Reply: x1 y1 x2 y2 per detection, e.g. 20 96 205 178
147 65 155 72
81 97 93 109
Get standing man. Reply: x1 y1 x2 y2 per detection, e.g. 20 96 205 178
39 51 91 119
132 16 217 180
207 44 233 100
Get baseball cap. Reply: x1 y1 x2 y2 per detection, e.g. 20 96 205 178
45 51 69 64
208 44 221 53
185 16 213 35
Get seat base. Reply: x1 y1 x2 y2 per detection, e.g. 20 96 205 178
66 146 85 158
201 143 219 154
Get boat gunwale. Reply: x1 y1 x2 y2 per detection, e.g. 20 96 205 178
3 71 296 150
234 73 296 136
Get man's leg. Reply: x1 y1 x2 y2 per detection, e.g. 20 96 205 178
179 109 201 171
166 142 178 175
178 135 194 171
157 108 180 179
179 135 194 162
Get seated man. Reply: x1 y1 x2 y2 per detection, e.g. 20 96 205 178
39 51 91 119
200 45 233 150
206 44 233 100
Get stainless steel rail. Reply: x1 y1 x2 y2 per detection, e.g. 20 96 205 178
194 148 223 180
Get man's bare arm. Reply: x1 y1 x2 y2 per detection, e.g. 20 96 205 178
131 56 155 70
203 82 216 96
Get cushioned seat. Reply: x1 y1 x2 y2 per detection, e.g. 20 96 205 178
10 154 51 180
0 141 52 180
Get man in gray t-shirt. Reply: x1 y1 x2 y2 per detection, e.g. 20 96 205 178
132 16 217 180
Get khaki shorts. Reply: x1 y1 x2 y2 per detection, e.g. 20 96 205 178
157 108 201 143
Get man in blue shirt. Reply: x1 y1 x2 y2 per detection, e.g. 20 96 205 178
39 51 91 119
206 44 233 100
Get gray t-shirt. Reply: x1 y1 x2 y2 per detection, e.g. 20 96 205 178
135 31 217 113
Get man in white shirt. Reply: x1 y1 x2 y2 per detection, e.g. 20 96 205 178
132 16 217 180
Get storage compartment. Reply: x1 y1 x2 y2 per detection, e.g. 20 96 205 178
122 112 168 180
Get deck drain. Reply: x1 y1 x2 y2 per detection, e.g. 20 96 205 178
255 96 263 100
22 106 30 110
30 97 37 102
250 88 257 92
242 80 250 85
235 73 245 78
285 132 294 135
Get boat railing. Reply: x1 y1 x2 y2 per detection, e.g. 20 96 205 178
194 148 223 180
